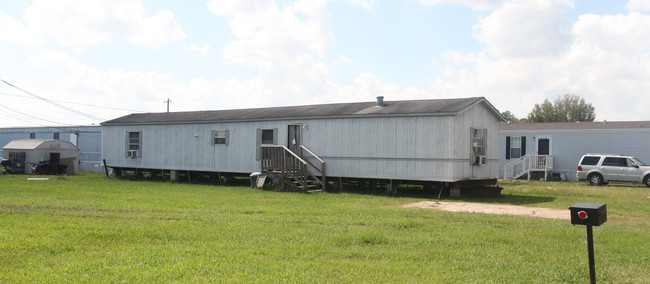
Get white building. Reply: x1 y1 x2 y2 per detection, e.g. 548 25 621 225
102 97 503 194
2 139 80 174
500 121 650 181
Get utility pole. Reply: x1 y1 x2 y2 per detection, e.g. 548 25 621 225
164 98 171 113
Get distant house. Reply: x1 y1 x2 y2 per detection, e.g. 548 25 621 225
0 126 102 172
102 97 503 194
2 139 80 174
500 121 650 181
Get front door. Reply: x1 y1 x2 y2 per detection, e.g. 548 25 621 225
537 137 550 155
288 125 301 153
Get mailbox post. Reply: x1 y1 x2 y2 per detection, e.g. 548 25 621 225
569 202 607 284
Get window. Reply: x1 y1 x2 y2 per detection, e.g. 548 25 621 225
128 132 140 150
256 128 277 161
261 129 274 145
472 128 486 156
505 136 526 160
510 137 521 159
471 128 487 165
626 158 637 167
603 157 625 167
127 131 141 157
53 133 60 140
30 133 36 139
212 130 229 145
580 156 601 166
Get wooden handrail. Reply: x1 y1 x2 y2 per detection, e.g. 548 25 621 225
261 145 326 190
300 145 324 164
299 145 326 188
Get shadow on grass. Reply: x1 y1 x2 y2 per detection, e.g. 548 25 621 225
331 184 557 206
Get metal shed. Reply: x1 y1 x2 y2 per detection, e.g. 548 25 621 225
0 126 102 172
102 97 503 194
2 139 80 175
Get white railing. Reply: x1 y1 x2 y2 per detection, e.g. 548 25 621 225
504 155 553 180
80 161 104 173
504 156 528 180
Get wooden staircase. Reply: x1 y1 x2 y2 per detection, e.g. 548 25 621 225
260 145 326 191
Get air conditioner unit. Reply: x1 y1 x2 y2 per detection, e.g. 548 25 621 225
479 155 487 165
127 150 139 158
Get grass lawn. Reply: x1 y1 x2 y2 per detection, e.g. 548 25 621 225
1 173 648 283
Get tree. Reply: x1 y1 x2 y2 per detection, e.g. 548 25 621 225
500 110 519 123
527 94 595 122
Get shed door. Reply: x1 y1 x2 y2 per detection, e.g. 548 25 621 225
288 125 301 153
8 152 26 174
537 138 550 155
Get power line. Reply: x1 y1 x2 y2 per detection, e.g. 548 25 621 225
0 78 106 121
0 103 73 126
0 92 145 113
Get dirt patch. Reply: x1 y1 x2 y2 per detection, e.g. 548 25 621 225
403 201 570 220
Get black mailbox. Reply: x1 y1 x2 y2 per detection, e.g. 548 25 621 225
569 202 607 226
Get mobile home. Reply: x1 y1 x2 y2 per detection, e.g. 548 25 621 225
500 121 650 181
102 97 503 194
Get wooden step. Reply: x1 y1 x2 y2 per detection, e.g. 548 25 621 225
292 179 314 184
295 184 319 189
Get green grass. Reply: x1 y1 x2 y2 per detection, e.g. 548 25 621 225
1 173 648 283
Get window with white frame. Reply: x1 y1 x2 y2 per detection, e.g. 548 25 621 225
212 130 229 145
471 128 487 165
127 131 141 157
472 128 486 156
510 137 521 159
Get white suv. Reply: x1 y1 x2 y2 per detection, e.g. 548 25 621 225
577 154 650 187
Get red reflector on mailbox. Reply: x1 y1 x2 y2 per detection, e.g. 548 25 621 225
578 211 588 219
569 202 607 226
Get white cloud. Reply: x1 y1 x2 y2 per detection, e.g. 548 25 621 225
206 0 334 103
26 51 175 121
573 12 650 56
341 0 376 10
430 1 650 121
209 0 331 63
125 10 185 48
419 0 506 11
625 0 650 12
0 11 42 44
21 0 185 47
188 42 211 55
441 50 478 64
332 55 354 65
473 0 574 58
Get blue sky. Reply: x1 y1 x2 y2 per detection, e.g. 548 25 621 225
1 0 649 127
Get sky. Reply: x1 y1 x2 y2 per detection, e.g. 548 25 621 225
1 0 649 127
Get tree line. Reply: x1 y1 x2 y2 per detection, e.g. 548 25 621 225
501 94 595 123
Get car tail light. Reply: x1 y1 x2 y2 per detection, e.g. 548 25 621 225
578 166 583 171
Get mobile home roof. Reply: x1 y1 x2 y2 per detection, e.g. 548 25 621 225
103 97 500 125
500 121 650 131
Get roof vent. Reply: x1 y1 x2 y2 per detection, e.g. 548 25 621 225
377 96 384 107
